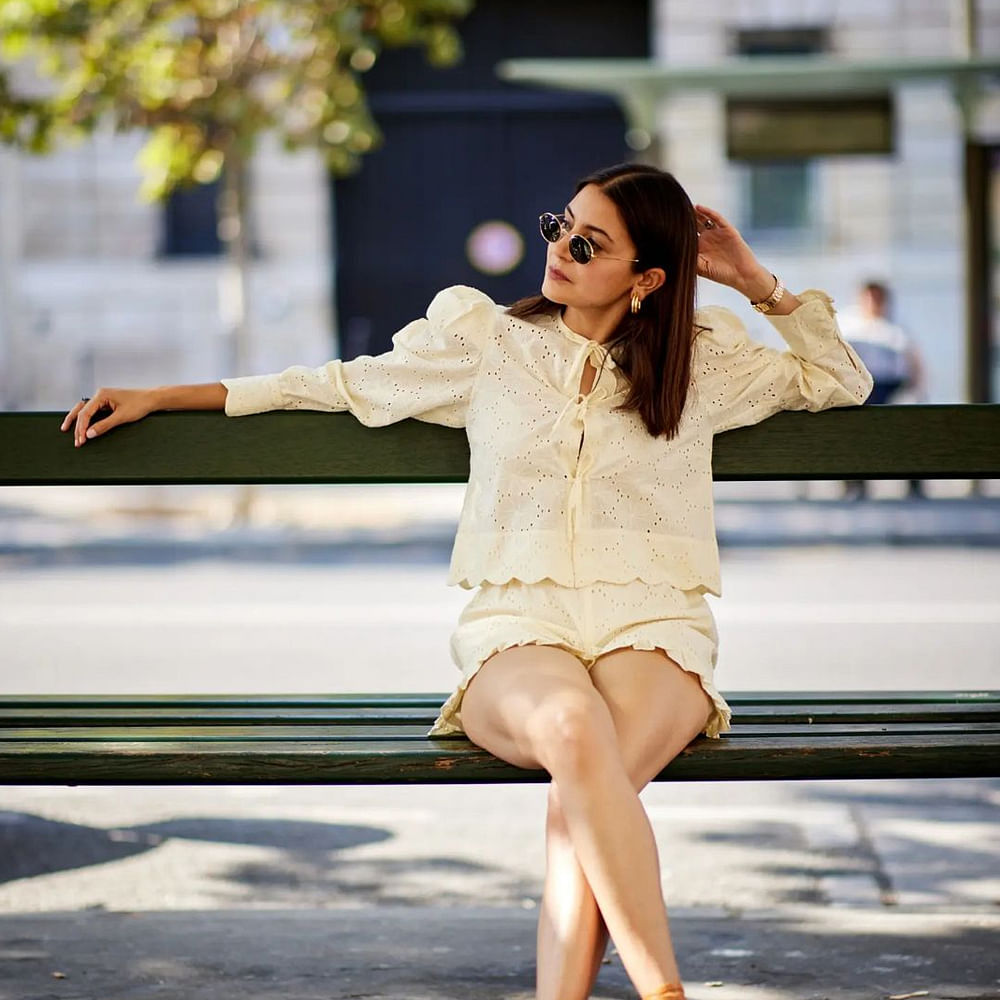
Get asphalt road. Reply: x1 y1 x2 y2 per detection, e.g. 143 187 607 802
1 546 997 694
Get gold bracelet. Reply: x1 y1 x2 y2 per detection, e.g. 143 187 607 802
750 274 785 314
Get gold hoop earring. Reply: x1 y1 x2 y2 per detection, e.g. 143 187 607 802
630 291 642 315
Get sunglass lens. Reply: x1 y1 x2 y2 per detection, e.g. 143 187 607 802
568 235 592 265
539 214 561 243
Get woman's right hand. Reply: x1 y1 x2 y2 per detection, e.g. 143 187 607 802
60 387 160 447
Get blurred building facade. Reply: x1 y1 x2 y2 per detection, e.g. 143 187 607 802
0 0 998 409
656 0 1000 407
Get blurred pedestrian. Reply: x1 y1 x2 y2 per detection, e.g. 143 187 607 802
839 280 928 499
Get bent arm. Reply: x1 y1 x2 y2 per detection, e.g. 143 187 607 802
736 268 803 317
694 290 874 434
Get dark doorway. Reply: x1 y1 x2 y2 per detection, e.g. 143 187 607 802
332 0 649 358
986 145 999 403
965 142 998 403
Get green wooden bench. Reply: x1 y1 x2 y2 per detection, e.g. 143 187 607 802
1 404 998 785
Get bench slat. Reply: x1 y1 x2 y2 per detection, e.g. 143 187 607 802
0 731 996 783
4 406 999 484
2 701 997 727
3 722 999 742
2 690 994 708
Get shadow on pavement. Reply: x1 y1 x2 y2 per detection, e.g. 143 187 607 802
0 812 391 886
0 811 540 909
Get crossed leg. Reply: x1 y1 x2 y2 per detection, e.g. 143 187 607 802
537 647 714 999
459 642 713 999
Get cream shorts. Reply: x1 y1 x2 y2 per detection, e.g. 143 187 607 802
428 577 732 741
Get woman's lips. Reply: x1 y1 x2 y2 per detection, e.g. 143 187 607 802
547 265 570 282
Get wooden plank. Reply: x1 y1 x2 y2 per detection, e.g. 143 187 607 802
3 405 999 485
0 412 470 486
0 731 996 783
0 694 452 709
712 404 1000 479
1 690 994 707
2 701 997 728
3 722 999 742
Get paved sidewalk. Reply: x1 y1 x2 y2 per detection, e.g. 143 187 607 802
0 780 997 1000
3 905 998 1000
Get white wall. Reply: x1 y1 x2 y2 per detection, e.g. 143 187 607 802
0 123 335 409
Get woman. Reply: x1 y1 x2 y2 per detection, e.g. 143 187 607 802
62 162 873 999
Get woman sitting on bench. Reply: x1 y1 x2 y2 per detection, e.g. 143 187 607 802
63 162 873 1000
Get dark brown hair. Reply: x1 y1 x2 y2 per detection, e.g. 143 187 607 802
507 162 707 440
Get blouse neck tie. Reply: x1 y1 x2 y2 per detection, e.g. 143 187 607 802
549 340 614 442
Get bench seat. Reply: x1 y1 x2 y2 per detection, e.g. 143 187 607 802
2 691 996 785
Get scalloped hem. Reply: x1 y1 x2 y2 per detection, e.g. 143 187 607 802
445 532 723 598
427 639 731 741
448 570 719 599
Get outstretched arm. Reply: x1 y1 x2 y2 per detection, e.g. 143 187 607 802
61 382 227 447
221 285 494 426
62 285 495 446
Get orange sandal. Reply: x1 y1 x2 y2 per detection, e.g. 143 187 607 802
642 985 686 1000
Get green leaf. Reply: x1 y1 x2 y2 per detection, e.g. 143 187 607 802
0 0 474 193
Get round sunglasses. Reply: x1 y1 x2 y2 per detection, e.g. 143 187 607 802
538 212 640 266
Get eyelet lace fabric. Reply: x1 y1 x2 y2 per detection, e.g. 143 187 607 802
223 284 873 598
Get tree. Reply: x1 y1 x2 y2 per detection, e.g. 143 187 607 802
0 0 473 373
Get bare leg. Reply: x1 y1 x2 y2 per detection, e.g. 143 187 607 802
460 644 713 998
535 782 610 1000
536 647 714 998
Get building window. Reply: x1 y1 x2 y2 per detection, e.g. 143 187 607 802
161 179 222 257
746 159 814 232
730 26 827 237
732 26 828 56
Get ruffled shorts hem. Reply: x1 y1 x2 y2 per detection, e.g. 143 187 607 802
427 637 731 742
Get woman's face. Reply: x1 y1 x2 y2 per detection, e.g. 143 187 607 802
540 184 640 313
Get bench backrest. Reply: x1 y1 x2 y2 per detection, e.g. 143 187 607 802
3 405 999 485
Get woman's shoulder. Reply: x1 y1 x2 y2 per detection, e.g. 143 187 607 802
418 286 504 351
691 303 748 355
428 284 500 318
427 285 501 337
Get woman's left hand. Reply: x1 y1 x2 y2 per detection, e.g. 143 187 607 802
694 204 775 301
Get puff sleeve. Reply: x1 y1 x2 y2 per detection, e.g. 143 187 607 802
692 289 874 435
221 285 495 428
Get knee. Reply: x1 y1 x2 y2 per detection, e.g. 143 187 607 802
528 694 615 781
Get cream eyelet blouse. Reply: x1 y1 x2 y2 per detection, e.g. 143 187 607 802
222 285 873 598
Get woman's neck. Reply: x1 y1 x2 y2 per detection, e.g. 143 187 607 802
561 302 628 344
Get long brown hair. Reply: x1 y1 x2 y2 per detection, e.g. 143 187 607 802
507 163 707 440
